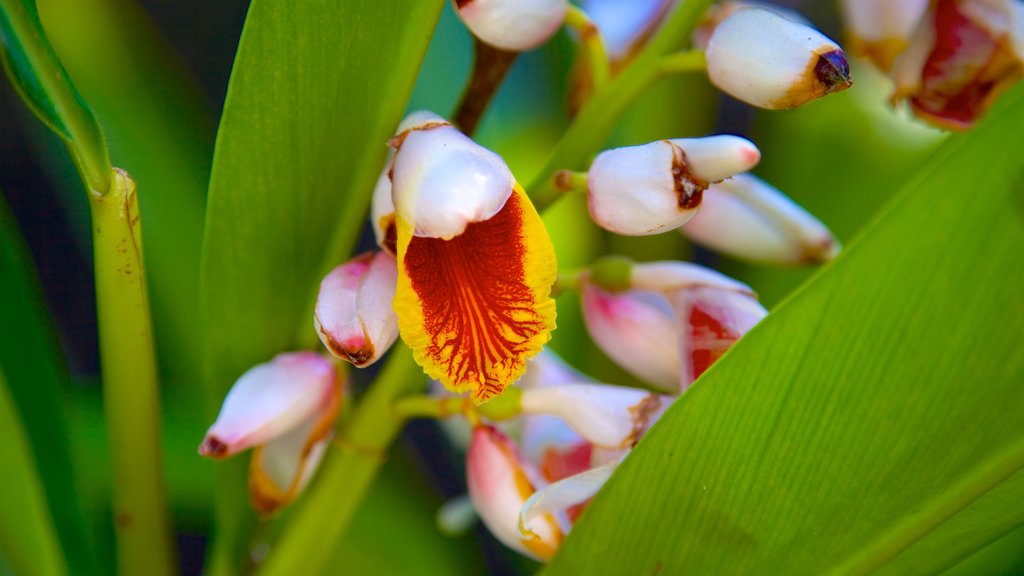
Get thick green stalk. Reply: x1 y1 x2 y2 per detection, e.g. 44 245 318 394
91 169 176 576
527 0 716 209
258 350 423 575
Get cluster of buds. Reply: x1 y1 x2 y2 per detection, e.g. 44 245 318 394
842 0 1023 129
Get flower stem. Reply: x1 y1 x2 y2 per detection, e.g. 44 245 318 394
553 169 589 194
527 0 717 210
659 50 707 76
453 38 519 135
257 349 424 576
90 169 176 576
564 5 611 92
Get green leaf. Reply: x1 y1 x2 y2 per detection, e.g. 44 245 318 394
0 369 67 576
544 85 1024 574
0 198 96 574
199 0 443 571
0 0 110 192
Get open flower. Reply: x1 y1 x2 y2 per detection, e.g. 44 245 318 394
705 6 852 109
680 173 840 265
199 352 342 515
453 0 569 51
586 135 761 236
389 113 557 403
890 0 1024 130
581 260 767 392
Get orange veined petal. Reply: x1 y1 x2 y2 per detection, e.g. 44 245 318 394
394 184 557 404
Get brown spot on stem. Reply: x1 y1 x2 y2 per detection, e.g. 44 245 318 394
115 512 133 529
667 141 708 211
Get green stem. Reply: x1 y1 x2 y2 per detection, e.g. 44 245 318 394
659 50 706 76
0 0 111 194
564 5 611 93
258 349 424 576
527 0 717 210
90 169 176 575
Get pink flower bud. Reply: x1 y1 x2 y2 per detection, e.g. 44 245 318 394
454 0 569 51
314 251 399 367
466 425 564 560
705 7 852 109
587 136 761 236
198 352 339 458
891 0 1023 130
681 173 840 265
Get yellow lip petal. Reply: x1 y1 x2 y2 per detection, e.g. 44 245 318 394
394 184 557 403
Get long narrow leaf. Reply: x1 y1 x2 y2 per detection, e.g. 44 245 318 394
544 85 1024 574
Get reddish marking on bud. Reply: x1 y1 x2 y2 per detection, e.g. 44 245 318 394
316 323 375 367
772 47 853 109
404 192 548 402
628 394 664 447
689 305 739 378
541 442 593 483
199 436 229 458
380 214 398 255
455 0 473 8
667 142 708 211
388 121 451 151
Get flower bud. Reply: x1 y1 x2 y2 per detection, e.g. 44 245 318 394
520 383 670 449
890 0 1023 130
681 173 840 265
840 0 929 71
199 352 338 458
629 260 756 294
314 251 399 367
390 117 514 240
587 136 761 236
454 0 569 52
693 1 811 50
519 459 621 544
705 7 852 109
249 412 334 515
519 351 590 463
467 425 564 560
580 0 672 61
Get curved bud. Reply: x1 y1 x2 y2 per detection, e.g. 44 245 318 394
391 119 514 240
199 352 338 458
891 0 1023 130
681 173 840 265
840 0 929 71
520 383 670 449
672 286 767 389
520 458 622 540
581 283 681 391
629 260 756 295
587 136 760 236
693 1 811 50
315 251 399 367
706 7 852 109
467 426 564 560
454 0 569 52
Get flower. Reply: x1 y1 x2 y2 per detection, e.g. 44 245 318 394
579 0 674 63
586 136 761 236
453 0 569 52
198 352 342 515
890 0 1024 130
314 250 399 367
840 0 930 71
581 260 767 392
680 173 840 265
389 113 557 403
704 6 852 109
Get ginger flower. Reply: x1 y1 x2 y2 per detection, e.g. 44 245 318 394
388 112 557 403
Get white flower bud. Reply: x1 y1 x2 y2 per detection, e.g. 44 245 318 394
705 7 852 109
454 0 569 52
519 459 622 544
629 260 755 294
520 383 670 449
199 352 338 458
466 425 564 560
314 251 399 367
681 173 839 265
518 351 590 465
587 136 761 236
390 119 514 240
580 0 672 60
840 0 929 71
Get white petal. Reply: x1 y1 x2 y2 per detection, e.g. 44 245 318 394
581 0 671 59
629 260 754 294
456 0 569 51
520 383 669 449
519 459 623 539
518 351 589 463
581 284 681 391
391 122 514 239
706 7 850 109
466 426 563 560
681 173 839 264
314 251 399 367
199 352 337 458
841 0 928 44
587 137 759 236
672 286 768 388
